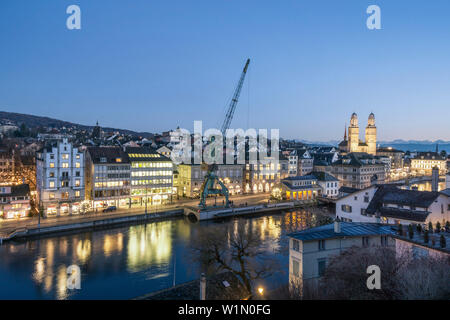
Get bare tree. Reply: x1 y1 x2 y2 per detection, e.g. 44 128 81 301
316 246 449 300
189 220 279 296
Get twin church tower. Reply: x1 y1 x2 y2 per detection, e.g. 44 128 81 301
339 113 377 155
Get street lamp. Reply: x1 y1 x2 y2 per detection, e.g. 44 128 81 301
258 287 264 295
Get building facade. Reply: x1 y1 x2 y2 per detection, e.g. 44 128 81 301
281 175 322 201
125 147 173 207
36 138 85 216
176 163 244 198
288 149 313 177
335 184 450 226
331 153 386 189
0 184 31 219
411 152 447 176
85 147 131 210
288 221 395 294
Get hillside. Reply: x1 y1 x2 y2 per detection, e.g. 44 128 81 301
0 111 154 138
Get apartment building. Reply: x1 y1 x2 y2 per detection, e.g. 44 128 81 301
288 221 395 294
85 147 131 210
331 153 386 189
36 138 85 216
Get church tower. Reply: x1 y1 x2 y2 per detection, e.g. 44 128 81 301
348 113 359 152
365 113 377 155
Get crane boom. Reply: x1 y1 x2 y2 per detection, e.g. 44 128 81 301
220 58 250 135
199 58 250 209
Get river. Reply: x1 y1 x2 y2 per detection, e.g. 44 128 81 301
0 208 331 300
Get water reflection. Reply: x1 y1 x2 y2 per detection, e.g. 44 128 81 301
0 208 332 299
127 221 173 272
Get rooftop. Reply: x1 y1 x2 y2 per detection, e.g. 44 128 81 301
288 222 395 242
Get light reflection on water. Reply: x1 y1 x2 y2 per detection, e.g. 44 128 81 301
0 209 331 299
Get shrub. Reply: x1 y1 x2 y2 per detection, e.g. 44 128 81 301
408 224 414 239
424 230 429 244
428 222 433 233
435 222 441 233
398 224 403 236
440 235 446 248
445 221 450 232
416 224 422 234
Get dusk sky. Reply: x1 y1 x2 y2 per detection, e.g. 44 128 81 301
1 0 450 141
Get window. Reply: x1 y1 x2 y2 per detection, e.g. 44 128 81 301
49 162 55 168
62 162 69 168
49 193 55 199
75 191 80 197
49 172 55 178
292 259 300 277
76 171 80 177
341 204 352 213
362 237 369 247
318 240 325 251
318 259 326 277
354 196 358 200
62 154 69 160
364 196 369 203
292 239 300 252
76 162 81 168
75 179 80 187
361 208 366 216
49 181 55 188
50 154 54 160
76 154 80 159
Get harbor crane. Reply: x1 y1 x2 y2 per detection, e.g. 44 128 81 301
198 58 250 209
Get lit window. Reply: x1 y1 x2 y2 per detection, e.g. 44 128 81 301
49 181 55 188
62 163 69 168
49 162 55 168
76 162 81 168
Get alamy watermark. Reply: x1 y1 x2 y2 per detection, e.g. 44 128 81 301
170 121 280 173
366 264 381 290
67 264 81 290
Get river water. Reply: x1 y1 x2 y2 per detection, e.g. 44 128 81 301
0 209 331 300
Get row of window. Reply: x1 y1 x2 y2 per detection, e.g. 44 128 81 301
49 162 81 168
131 179 172 186
131 171 172 177
131 162 172 168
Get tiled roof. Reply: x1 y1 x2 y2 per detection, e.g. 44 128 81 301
339 186 360 194
310 171 338 182
283 174 317 181
365 185 440 215
288 222 395 241
378 207 430 223
0 184 30 197
87 146 130 164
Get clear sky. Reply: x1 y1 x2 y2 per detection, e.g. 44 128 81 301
1 0 449 141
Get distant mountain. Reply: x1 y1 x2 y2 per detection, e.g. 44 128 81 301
0 111 155 138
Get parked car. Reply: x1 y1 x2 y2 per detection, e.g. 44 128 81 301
103 206 117 213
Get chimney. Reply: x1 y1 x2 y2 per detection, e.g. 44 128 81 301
334 218 341 233
200 273 206 300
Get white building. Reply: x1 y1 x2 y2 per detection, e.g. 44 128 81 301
310 171 340 198
335 184 450 226
288 221 395 293
36 138 85 216
288 149 313 177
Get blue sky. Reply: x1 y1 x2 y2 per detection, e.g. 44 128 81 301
0 0 449 141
